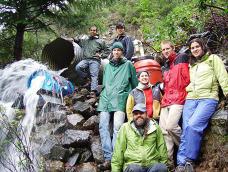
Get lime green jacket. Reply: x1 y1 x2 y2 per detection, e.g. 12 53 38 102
186 54 228 100
111 120 168 172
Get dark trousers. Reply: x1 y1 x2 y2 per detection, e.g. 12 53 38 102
124 163 168 172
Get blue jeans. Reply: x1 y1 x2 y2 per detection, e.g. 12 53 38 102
99 111 125 160
177 99 218 165
124 163 168 172
75 59 100 91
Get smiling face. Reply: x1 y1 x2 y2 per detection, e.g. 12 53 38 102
138 71 149 85
112 48 123 60
161 42 175 59
133 110 147 128
116 27 125 35
89 26 97 37
190 41 204 58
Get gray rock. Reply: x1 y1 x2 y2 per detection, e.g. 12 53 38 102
62 130 91 146
73 94 86 103
67 114 85 127
83 115 98 130
45 160 65 172
39 136 60 159
67 153 80 166
73 101 90 112
90 136 104 163
75 162 97 172
79 149 93 163
211 109 228 135
53 122 68 135
50 145 70 161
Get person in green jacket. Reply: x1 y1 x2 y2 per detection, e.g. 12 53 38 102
97 42 138 170
176 38 228 172
112 103 168 172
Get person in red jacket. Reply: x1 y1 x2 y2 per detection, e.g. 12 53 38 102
159 40 190 169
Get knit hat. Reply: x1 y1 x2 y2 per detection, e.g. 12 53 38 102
111 42 124 51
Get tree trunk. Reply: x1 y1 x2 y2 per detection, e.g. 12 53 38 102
14 24 25 61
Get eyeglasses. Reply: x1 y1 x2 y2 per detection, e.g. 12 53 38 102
90 30 97 31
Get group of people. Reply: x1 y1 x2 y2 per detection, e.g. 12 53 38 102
73 22 228 172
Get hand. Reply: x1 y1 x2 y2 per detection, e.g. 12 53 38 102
95 53 102 58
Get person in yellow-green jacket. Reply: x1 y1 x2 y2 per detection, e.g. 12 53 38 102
112 103 168 172
176 38 228 172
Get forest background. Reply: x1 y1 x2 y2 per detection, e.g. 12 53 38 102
0 0 227 65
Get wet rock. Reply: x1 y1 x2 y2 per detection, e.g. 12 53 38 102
50 145 70 161
36 110 67 126
53 122 68 135
210 108 228 135
39 136 61 159
67 152 80 166
79 149 93 163
85 98 97 106
83 115 98 130
67 114 85 128
62 130 91 146
73 101 93 118
73 94 86 103
90 136 104 163
79 88 90 96
75 162 97 172
45 160 65 172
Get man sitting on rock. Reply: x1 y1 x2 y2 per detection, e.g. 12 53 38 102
112 103 168 172
75 25 109 98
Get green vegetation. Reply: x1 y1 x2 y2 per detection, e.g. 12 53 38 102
0 0 227 64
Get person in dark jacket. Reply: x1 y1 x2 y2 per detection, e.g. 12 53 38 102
158 40 190 169
112 22 134 61
75 26 109 97
97 42 138 170
126 71 162 121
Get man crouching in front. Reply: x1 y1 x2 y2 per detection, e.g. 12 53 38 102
111 103 168 172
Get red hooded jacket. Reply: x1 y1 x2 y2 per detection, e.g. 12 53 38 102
161 52 190 107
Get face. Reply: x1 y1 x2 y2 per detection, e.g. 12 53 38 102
161 43 175 59
138 72 149 85
89 26 97 37
112 48 123 59
133 110 147 128
116 27 125 35
190 42 204 58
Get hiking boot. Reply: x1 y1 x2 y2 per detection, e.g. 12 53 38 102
185 160 195 172
97 160 111 170
175 165 185 172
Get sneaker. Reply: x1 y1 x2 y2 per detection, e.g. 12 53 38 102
97 160 111 170
175 165 185 172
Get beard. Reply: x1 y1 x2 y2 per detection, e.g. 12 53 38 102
134 117 148 128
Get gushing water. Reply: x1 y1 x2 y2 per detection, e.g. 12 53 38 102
0 59 64 172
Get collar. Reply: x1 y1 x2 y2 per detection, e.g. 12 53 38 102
136 82 152 90
130 120 157 136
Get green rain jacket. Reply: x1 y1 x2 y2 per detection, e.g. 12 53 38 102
111 120 168 172
186 54 228 100
97 58 138 112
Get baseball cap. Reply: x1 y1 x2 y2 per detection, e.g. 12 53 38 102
132 103 147 113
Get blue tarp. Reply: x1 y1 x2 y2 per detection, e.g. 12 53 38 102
27 69 74 96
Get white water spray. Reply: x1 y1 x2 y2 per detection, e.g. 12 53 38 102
0 59 66 172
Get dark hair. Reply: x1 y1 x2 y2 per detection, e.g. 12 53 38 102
137 71 149 78
116 22 125 29
89 26 97 31
189 38 210 65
